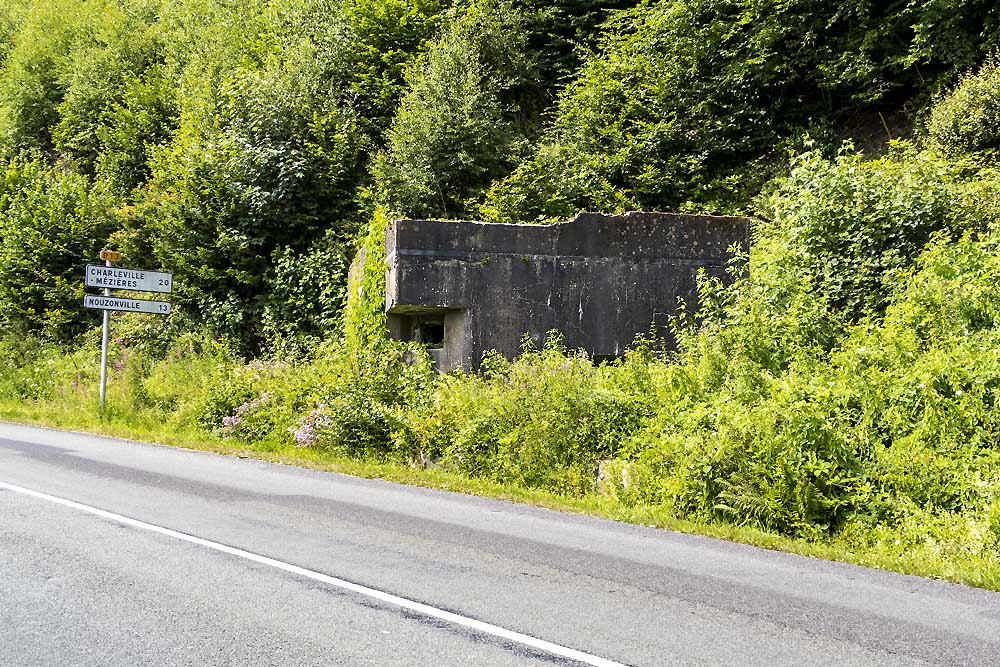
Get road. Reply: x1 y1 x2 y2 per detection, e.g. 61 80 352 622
1 422 999 666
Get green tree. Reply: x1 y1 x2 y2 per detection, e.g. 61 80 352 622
481 0 1000 221
371 0 533 219
0 0 101 153
133 0 443 349
0 157 116 340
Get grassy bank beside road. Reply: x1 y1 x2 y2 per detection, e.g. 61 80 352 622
3 318 999 592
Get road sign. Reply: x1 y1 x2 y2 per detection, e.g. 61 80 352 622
85 265 172 293
85 255 173 413
84 294 171 315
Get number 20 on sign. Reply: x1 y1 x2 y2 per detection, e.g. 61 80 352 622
86 250 172 412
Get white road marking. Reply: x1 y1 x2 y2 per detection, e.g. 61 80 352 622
0 480 628 667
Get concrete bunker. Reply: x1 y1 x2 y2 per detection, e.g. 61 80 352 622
383 211 750 371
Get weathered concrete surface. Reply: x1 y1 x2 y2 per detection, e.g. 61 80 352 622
384 211 749 371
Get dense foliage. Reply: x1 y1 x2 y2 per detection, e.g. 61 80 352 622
0 156 116 340
3 0 996 348
481 0 1000 220
928 54 1000 155
371 0 532 219
0 0 449 348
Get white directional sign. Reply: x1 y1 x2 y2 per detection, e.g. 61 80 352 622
85 265 173 293
84 294 171 315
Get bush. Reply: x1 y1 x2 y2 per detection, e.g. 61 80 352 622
0 0 448 351
398 337 655 494
137 331 235 422
623 358 869 537
371 0 533 219
297 339 434 456
0 0 96 152
758 143 976 320
0 157 117 340
606 222 1000 543
0 335 63 400
480 0 1000 220
259 228 352 347
196 357 297 442
50 0 171 181
130 0 446 350
928 54 1000 155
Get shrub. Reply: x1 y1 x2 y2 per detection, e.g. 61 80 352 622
0 335 62 400
131 0 445 350
138 331 235 422
371 0 533 219
398 337 655 494
758 144 973 320
300 338 435 457
608 225 1000 541
260 228 351 347
0 332 104 406
480 0 1000 220
196 357 298 442
0 157 117 340
0 0 95 152
51 1 171 181
928 54 1000 155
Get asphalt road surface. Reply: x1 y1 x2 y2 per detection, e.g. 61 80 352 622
2 422 999 666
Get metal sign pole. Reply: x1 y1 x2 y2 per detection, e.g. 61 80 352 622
99 257 111 412
87 249 170 413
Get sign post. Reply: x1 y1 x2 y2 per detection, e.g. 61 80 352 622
98 257 112 410
85 250 171 412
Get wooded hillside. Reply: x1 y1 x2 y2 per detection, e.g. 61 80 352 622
1 0 996 349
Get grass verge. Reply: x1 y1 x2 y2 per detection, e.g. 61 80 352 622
2 398 998 592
